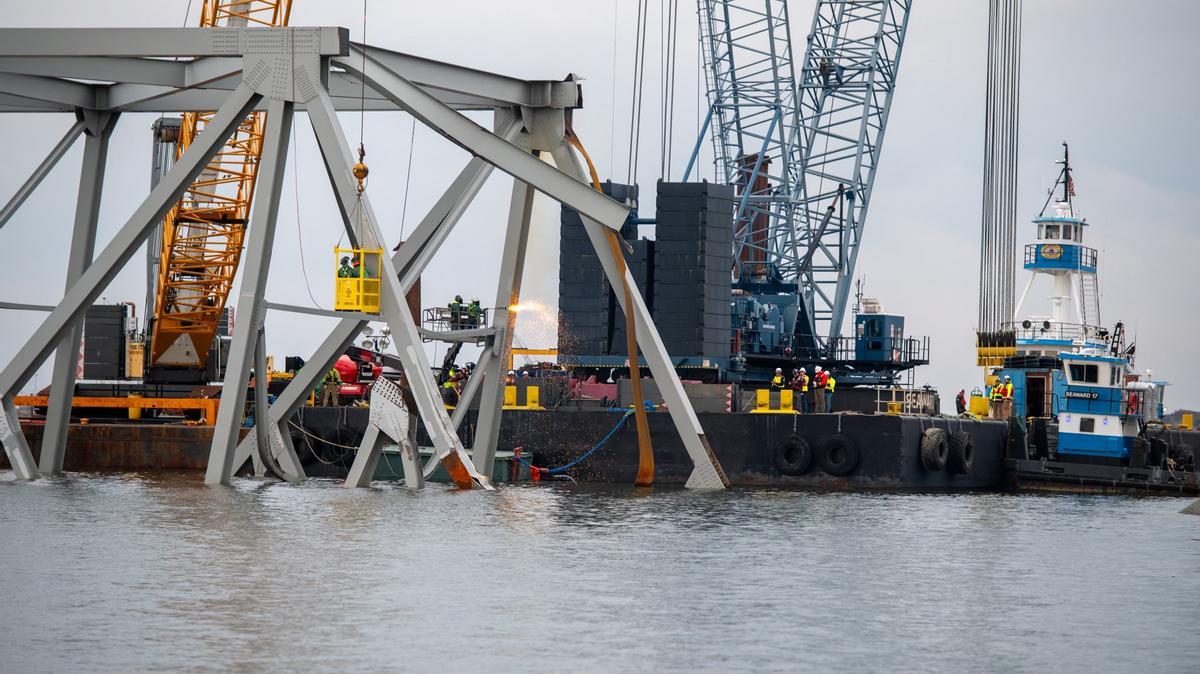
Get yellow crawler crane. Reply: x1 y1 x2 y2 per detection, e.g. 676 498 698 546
148 0 292 377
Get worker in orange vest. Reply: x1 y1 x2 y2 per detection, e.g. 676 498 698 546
1000 375 1015 420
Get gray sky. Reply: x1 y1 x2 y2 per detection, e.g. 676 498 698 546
2 0 1197 412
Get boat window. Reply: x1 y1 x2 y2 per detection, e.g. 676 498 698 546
1068 363 1099 384
1062 224 1073 240
1038 224 1045 239
1080 417 1095 433
1045 224 1060 239
1074 226 1083 242
1110 367 1122 386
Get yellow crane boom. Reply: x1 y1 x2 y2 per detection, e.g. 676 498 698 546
148 0 292 375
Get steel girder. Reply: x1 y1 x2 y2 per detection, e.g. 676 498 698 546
0 29 581 114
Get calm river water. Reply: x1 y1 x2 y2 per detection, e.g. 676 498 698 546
2 471 1198 673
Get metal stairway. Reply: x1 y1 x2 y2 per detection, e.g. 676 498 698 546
1079 271 1100 328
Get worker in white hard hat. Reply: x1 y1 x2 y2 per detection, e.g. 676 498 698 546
504 370 517 386
790 368 808 414
1000 375 1015 420
771 367 785 390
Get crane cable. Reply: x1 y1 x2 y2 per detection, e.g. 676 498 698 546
567 130 654 487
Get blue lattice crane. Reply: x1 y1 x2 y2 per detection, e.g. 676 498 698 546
691 0 914 352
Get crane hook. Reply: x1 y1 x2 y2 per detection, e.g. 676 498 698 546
352 143 369 194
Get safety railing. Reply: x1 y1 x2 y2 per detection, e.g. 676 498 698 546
825 335 931 366
1003 320 1105 344
423 306 490 332
1023 243 1097 269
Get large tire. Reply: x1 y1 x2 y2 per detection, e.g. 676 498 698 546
947 431 975 475
817 434 860 476
774 434 814 476
920 427 949 472
1174 444 1194 471
291 428 317 466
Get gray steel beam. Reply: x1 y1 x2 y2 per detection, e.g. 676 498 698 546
349 43 581 110
471 178 534 474
335 47 629 231
40 110 118 475
205 97 293 485
0 56 187 87
0 84 260 479
0 118 84 230
0 302 54 312
307 86 489 489
0 27 349 58
550 144 729 489
0 72 94 109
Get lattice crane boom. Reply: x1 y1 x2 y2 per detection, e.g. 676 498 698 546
698 0 912 345
147 0 292 375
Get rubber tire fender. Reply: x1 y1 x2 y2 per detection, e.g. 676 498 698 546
774 434 814 476
290 428 317 466
1174 444 1194 471
947 430 975 474
817 434 860 476
920 427 949 472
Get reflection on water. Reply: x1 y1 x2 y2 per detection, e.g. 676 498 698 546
2 471 1198 673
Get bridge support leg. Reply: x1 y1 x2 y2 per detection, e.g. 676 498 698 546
40 111 118 475
471 177 534 475
205 98 293 485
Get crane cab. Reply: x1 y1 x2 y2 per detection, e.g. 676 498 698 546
334 246 383 313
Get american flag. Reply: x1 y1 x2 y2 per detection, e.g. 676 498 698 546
1067 176 1076 197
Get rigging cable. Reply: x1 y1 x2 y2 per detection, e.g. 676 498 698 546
399 116 416 240
291 123 323 309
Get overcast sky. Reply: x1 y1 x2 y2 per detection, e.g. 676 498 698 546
2 0 1197 412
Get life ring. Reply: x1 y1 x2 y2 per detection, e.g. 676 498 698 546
947 430 975 474
920 427 948 471
817 434 860 476
774 434 813 476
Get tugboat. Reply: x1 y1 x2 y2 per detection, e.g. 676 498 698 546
998 144 1198 493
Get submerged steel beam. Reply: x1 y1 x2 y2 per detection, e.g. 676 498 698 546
205 98 293 485
471 178 534 475
40 110 118 475
0 118 84 230
0 84 260 479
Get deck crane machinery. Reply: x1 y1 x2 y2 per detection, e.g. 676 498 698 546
693 0 923 382
145 0 293 383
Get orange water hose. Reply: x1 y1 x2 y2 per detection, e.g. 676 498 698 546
565 132 654 487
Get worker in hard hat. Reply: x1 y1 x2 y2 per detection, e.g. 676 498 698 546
467 298 482 328
320 367 342 407
796 367 810 413
770 367 785 390
504 370 517 386
448 295 464 329
813 365 827 413
825 370 837 412
337 256 355 278
1000 375 1015 420
790 368 808 414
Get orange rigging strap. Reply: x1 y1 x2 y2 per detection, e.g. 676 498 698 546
566 131 654 487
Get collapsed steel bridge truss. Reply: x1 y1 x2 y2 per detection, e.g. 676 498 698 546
0 26 729 489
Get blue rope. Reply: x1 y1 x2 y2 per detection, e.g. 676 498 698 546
518 409 634 474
